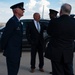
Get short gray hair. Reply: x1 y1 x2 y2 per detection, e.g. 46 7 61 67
61 3 72 14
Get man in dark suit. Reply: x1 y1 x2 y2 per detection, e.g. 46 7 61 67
44 9 58 74
26 13 45 73
1 2 25 75
49 9 58 74
47 3 75 75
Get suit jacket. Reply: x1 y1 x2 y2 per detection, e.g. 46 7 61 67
1 15 23 62
47 15 75 63
26 20 45 46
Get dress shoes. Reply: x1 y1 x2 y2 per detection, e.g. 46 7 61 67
30 69 35 73
39 68 44 72
49 72 52 74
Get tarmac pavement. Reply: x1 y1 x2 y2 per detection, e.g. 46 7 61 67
0 52 75 75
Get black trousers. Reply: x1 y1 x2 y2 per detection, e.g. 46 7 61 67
51 60 74 75
31 43 44 69
6 57 20 75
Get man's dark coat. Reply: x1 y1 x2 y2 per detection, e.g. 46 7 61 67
1 15 23 62
45 15 75 63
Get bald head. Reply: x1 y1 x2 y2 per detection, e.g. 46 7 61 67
60 3 72 16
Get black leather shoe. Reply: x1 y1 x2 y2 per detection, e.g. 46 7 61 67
49 72 52 74
39 68 44 72
30 69 35 73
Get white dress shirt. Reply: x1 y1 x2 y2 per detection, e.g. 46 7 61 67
34 20 40 32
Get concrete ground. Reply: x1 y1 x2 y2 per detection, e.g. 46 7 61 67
0 52 75 75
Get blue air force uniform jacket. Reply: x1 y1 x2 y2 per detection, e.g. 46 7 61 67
1 15 23 61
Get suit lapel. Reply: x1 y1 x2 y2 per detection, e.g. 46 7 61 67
32 21 38 32
32 20 41 32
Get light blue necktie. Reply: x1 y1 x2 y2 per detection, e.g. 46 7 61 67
37 22 40 32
